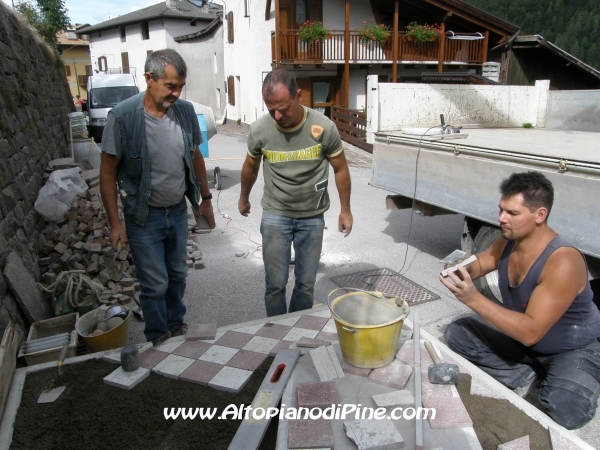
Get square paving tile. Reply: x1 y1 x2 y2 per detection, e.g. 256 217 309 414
208 366 253 393
297 381 339 409
421 374 453 397
226 350 268 371
179 360 224 385
201 331 226 345
186 323 217 341
342 362 372 378
242 336 280 354
233 323 264 335
307 309 332 318
271 316 300 327
422 396 473 428
344 419 404 449
283 327 319 342
321 319 338 334
296 336 331 348
315 331 338 342
152 354 195 379
103 366 150 390
256 322 292 340
372 390 414 407
269 340 293 357
368 360 413 390
215 331 254 349
294 315 328 331
139 349 170 369
288 418 333 449
172 340 212 359
198 345 239 365
153 339 184 354
395 340 414 366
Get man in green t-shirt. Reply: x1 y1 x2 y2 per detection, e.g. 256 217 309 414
239 69 353 316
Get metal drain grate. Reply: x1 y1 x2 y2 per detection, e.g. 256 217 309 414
330 268 440 306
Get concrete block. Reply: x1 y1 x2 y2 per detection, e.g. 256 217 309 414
179 360 223 386
294 315 328 331
297 381 339 409
342 362 372 378
152 354 195 379
283 327 319 342
226 349 268 371
103 366 150 390
368 361 413 390
193 259 205 269
498 435 530 450
215 331 254 349
372 390 414 407
288 418 334 449
309 346 341 382
208 366 253 393
241 336 280 355
256 322 292 340
343 419 404 449
296 337 331 348
421 396 473 429
172 340 212 359
198 345 239 365
186 323 217 341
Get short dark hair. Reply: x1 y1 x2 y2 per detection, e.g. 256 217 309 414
262 68 297 99
144 49 187 80
499 171 554 218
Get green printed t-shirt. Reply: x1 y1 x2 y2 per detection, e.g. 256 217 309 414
248 107 344 218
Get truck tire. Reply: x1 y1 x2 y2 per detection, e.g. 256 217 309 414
472 225 503 304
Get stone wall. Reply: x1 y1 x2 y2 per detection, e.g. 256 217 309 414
0 3 74 337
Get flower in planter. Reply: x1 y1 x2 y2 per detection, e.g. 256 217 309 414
298 20 329 45
404 22 442 43
358 19 390 44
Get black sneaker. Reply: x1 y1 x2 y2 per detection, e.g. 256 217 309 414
151 331 172 347
171 323 189 337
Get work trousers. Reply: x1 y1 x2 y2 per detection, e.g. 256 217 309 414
445 315 600 429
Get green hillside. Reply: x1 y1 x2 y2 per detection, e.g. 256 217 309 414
466 0 600 70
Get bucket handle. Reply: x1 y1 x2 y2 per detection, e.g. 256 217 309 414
327 287 385 323
342 326 357 333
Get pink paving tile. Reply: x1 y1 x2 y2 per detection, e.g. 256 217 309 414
288 418 333 449
296 336 331 348
294 315 328 331
226 350 268 371
342 362 372 378
268 340 293 357
214 331 254 349
368 360 413 390
186 323 217 341
395 340 414 366
421 373 453 397
315 331 338 342
172 340 212 359
421 396 473 429
255 322 292 340
138 348 169 369
179 360 224 385
297 381 339 410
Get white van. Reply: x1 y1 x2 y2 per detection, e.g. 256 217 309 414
87 73 139 142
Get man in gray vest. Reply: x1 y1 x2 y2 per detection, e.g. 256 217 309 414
441 171 600 429
238 69 352 317
100 49 215 346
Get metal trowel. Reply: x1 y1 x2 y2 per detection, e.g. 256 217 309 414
37 343 69 404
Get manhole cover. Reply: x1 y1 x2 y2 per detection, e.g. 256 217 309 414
330 268 440 306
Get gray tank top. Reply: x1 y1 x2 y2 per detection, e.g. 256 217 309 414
498 235 600 354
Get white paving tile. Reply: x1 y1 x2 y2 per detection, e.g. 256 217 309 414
241 336 280 354
233 323 264 335
344 419 404 449
103 366 150 390
198 345 239 364
307 309 332 318
200 331 226 344
153 339 184 353
321 318 338 334
372 390 414 407
102 353 121 364
271 316 300 327
283 327 319 342
152 354 195 379
208 366 253 393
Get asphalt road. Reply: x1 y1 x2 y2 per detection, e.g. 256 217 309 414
128 125 472 343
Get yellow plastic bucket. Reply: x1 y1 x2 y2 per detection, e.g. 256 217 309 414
76 308 131 352
328 289 409 369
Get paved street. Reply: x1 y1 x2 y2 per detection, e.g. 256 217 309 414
128 124 472 344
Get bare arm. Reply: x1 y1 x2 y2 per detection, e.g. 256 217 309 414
192 146 215 228
441 247 587 346
99 152 127 248
465 235 508 280
328 152 352 236
238 154 262 216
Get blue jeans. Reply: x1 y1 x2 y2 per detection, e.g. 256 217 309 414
125 199 188 342
260 210 324 317
445 316 600 429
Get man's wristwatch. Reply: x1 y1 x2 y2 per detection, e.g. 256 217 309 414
201 193 213 201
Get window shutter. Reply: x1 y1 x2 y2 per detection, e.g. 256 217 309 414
279 0 292 29
65 65 71 76
307 0 322 22
227 11 234 42
121 52 130 74
227 76 235 105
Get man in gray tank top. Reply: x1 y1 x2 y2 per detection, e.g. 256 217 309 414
441 171 600 430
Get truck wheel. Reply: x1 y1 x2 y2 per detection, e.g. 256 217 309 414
472 225 503 304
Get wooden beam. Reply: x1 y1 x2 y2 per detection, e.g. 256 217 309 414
274 0 280 68
437 21 445 73
482 30 489 63
392 0 399 82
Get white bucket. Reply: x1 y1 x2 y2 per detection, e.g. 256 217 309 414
73 138 101 169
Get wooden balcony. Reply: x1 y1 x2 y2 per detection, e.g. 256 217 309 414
271 30 488 66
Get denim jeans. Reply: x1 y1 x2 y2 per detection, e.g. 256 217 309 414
125 199 188 342
445 316 600 429
260 210 324 316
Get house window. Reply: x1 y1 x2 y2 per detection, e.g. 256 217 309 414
141 22 149 40
227 11 234 42
65 65 71 76
213 53 218 74
120 26 126 43
216 88 221 109
85 65 92 76
121 52 130 74
98 56 107 72
279 0 321 29
295 0 306 25
227 76 235 105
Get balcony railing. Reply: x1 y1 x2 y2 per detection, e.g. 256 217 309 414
271 30 487 65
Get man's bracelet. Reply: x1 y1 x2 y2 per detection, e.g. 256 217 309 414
201 193 213 201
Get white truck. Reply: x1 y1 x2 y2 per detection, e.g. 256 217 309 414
366 76 600 301
87 73 139 142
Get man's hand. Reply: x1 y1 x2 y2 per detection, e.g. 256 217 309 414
238 198 251 217
196 200 216 228
339 210 353 236
439 265 479 305
109 222 127 249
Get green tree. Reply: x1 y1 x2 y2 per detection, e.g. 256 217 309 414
14 0 70 46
